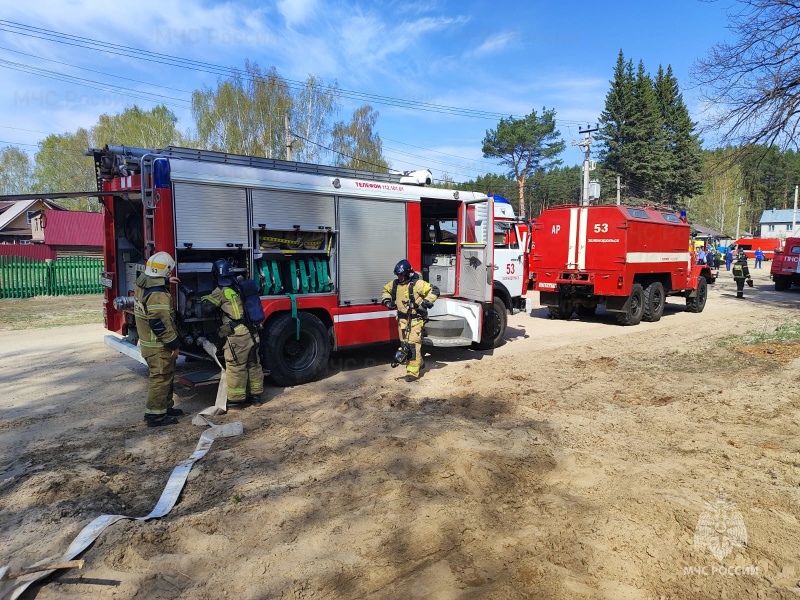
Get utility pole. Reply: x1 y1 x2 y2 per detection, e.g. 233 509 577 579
735 197 744 240
616 175 621 206
573 124 599 206
284 112 294 161
793 184 798 233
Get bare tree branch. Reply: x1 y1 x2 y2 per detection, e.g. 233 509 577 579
693 0 800 149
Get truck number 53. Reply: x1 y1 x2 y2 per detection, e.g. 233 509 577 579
593 223 609 233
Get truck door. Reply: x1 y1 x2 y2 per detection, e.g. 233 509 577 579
458 197 494 302
492 221 527 298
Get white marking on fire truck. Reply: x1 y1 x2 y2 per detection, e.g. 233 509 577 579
577 207 588 270
567 208 578 268
551 224 561 234
334 311 397 323
626 252 692 263
539 282 557 289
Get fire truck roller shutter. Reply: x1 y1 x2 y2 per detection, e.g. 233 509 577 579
252 189 335 230
338 197 407 305
173 183 249 249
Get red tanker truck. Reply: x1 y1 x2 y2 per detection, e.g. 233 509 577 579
530 204 715 325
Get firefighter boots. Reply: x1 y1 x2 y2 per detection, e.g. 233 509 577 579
145 415 179 427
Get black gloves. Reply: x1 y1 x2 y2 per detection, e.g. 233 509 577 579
421 300 434 309
382 298 396 309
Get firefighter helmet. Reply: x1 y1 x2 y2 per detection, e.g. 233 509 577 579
144 251 175 278
212 258 234 286
393 259 414 281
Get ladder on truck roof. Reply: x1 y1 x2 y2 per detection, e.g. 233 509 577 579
93 145 404 184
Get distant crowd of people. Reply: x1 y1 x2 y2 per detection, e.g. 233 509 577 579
694 244 766 271
693 243 755 299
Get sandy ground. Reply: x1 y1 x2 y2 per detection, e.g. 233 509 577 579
2 266 800 599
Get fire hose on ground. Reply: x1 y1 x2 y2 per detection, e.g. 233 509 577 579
1 339 240 599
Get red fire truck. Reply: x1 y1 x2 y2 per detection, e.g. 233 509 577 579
770 237 800 290
94 145 512 386
530 204 714 325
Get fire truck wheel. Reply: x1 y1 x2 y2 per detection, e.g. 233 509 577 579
548 294 574 320
263 312 331 387
774 275 791 291
616 283 644 326
475 298 508 349
685 276 708 313
642 281 665 322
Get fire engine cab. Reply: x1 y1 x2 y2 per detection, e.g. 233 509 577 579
771 236 800 290
94 145 510 386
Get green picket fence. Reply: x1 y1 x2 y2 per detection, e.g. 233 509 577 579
0 256 104 298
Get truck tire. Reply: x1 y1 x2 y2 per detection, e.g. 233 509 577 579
475 298 508 349
643 281 665 322
548 294 574 320
775 275 791 291
685 276 707 313
616 284 644 326
263 312 331 386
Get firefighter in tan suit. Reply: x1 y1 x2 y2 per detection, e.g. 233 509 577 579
382 259 439 382
202 259 264 407
134 251 183 427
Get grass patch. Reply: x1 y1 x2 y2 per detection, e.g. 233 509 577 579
0 294 103 330
719 321 800 346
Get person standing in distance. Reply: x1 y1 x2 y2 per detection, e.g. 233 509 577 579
202 259 264 408
732 250 753 299
754 247 764 268
134 251 184 427
381 259 439 382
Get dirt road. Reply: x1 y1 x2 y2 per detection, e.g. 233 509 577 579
2 267 800 599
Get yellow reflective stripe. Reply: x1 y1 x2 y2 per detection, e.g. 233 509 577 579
223 288 242 320
140 340 164 347
228 386 247 394
407 365 420 373
202 294 221 307
148 304 171 310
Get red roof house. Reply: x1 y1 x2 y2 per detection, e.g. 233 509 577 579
33 210 104 258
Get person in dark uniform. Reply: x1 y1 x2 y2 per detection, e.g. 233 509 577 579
202 260 263 407
381 260 438 382
133 251 184 427
732 250 752 299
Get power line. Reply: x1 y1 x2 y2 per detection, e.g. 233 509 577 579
0 19 589 125
0 58 191 108
381 136 499 168
0 139 38 147
0 44 195 96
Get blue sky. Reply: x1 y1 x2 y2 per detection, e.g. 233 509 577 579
0 0 733 183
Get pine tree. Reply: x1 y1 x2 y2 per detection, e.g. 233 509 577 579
655 65 703 203
482 107 565 218
625 61 664 200
597 51 635 198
